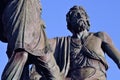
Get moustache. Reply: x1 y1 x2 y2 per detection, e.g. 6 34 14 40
76 20 87 31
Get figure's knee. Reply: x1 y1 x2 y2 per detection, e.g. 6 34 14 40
15 51 28 61
1 51 29 80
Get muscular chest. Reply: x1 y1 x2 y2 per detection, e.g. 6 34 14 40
70 35 105 67
70 35 104 56
86 35 102 51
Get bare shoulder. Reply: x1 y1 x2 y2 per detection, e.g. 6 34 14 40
93 31 112 43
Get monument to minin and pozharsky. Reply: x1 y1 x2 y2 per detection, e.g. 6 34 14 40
0 0 120 80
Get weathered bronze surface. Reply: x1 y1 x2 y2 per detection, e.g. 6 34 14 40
30 6 120 80
1 0 61 80
1 1 120 80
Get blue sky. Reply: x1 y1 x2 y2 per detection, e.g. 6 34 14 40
0 0 120 80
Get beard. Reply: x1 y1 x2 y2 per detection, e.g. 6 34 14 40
71 19 88 33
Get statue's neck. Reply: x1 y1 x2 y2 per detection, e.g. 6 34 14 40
72 30 89 40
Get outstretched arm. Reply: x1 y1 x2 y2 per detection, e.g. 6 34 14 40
98 32 120 69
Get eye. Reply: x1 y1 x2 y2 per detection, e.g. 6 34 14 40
77 13 81 18
81 11 86 16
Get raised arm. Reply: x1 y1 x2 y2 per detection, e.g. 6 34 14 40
98 32 120 69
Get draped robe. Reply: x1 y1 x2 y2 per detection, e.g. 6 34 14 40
51 34 108 79
30 33 108 80
1 0 48 58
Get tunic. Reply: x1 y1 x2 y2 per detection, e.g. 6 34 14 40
30 35 108 80
50 34 108 80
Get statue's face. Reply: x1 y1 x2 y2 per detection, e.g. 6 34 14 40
70 9 88 33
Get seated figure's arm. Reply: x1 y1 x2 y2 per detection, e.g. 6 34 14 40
97 32 120 69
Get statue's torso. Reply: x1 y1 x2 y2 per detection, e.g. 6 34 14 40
67 33 107 80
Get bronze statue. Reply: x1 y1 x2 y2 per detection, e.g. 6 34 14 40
1 0 120 79
0 0 62 80
30 5 120 80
